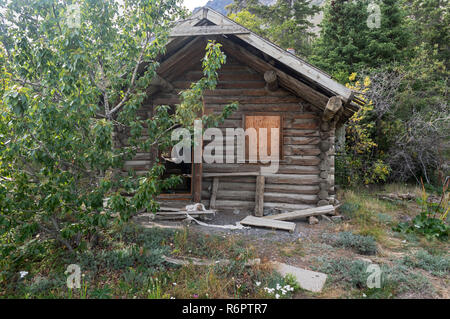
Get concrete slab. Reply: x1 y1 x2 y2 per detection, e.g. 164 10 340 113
272 261 327 293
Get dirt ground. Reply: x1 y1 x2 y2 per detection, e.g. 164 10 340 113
137 187 449 299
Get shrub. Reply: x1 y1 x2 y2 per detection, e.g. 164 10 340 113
322 232 378 255
313 257 434 297
401 250 450 277
393 180 449 240
338 202 361 218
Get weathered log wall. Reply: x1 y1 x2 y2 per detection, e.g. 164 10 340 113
120 52 336 211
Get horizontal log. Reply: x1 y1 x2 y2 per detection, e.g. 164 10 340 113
203 163 319 174
283 129 320 137
284 137 321 145
206 104 306 112
263 174 320 184
170 25 250 37
202 190 255 201
203 172 260 177
264 192 318 204
263 205 335 221
203 88 292 97
283 156 321 166
184 71 262 82
202 181 320 195
284 146 321 156
200 200 314 212
284 119 318 130
153 94 300 105
172 80 266 90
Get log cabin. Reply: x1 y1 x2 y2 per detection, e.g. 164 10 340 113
119 7 363 215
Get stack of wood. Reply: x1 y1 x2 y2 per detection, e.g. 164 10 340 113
141 206 216 221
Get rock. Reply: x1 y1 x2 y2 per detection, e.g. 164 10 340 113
317 200 329 206
272 261 327 293
263 207 280 216
331 215 343 222
309 216 319 225
355 257 372 263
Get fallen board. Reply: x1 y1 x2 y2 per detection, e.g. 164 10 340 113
263 205 335 221
156 210 215 215
272 261 327 293
239 215 296 232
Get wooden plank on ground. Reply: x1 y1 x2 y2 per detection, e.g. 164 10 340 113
263 205 335 221
156 210 215 216
240 215 295 232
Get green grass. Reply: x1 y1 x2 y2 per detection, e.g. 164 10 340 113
1 222 271 299
312 256 434 298
322 231 378 255
401 250 450 277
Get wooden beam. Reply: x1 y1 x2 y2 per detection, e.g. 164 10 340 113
170 25 250 37
254 175 265 217
264 70 278 91
263 205 335 221
169 7 354 104
209 177 219 209
157 37 206 81
240 216 296 232
237 33 353 101
146 74 174 95
216 36 329 109
322 96 343 122
203 172 260 177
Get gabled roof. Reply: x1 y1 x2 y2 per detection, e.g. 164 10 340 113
157 7 361 120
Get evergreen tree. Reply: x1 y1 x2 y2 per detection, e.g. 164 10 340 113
311 0 412 78
229 0 320 57
402 0 449 68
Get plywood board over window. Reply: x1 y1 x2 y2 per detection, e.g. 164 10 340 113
244 114 282 162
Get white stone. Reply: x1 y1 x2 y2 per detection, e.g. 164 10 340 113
272 262 327 293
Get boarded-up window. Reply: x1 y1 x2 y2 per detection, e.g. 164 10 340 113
244 115 282 161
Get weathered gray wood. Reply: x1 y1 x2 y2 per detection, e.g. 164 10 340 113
322 96 343 122
156 210 215 216
216 36 330 109
263 192 318 205
209 177 219 209
203 172 260 177
240 215 296 232
146 74 174 95
170 25 250 37
263 205 335 221
254 175 265 217
202 181 320 194
264 70 278 91
183 8 352 101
